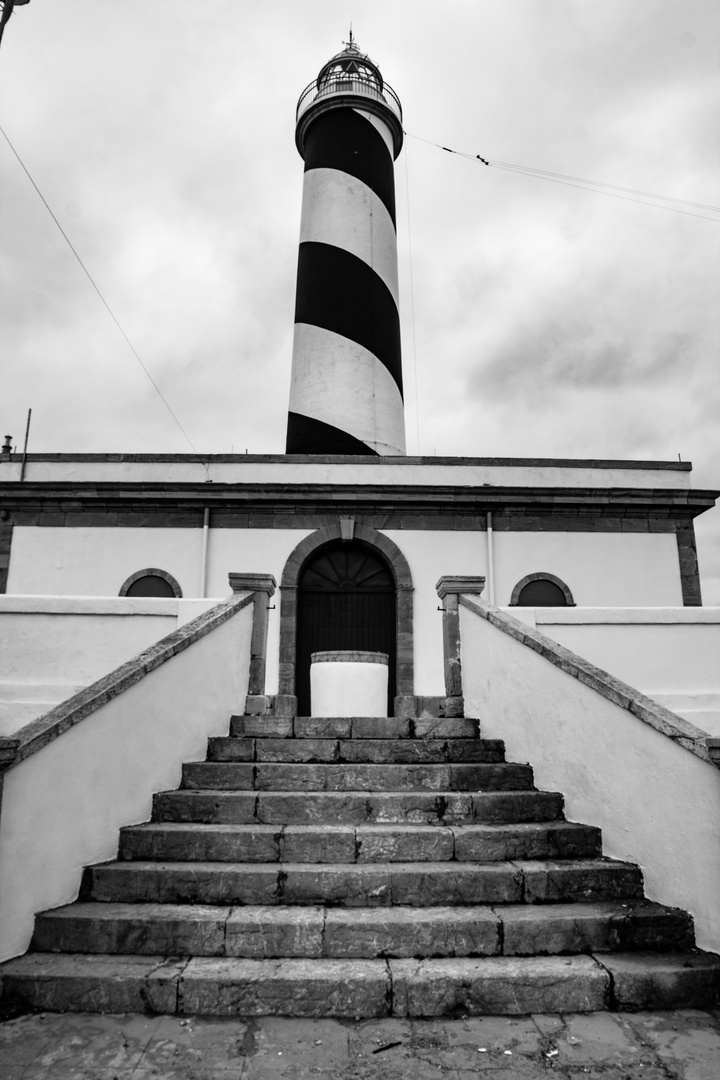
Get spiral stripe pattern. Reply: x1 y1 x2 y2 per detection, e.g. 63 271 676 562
286 107 405 455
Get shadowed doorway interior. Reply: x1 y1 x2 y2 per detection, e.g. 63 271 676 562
296 540 396 716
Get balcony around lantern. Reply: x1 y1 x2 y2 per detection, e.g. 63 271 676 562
296 74 402 125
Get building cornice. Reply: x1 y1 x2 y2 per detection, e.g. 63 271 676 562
0 480 716 523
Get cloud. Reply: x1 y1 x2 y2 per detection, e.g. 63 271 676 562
0 0 718 595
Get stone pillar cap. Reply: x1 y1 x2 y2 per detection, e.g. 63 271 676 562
436 576 486 599
228 573 276 596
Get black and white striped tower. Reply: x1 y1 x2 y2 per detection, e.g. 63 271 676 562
286 37 406 455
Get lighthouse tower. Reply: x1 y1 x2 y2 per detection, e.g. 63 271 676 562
286 37 406 456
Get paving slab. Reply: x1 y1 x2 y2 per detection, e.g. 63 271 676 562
554 1011 645 1065
1 1009 719 1079
621 1007 720 1080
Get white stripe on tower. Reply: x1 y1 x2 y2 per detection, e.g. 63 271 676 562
290 324 405 455
286 42 405 456
298 168 399 306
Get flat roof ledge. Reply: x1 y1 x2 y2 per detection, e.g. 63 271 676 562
0 453 696 469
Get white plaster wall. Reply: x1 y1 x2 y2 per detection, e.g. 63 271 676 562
535 610 720 693
6 527 202 598
206 528 313 695
384 530 487 695
2 521 691 697
493 531 682 606
0 597 219 735
0 602 253 961
514 608 720 735
4 458 692 490
460 605 720 952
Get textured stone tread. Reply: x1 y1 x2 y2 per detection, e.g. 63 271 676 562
178 956 389 1017
498 900 695 955
520 858 644 903
209 736 506 764
229 716 482 740
32 900 694 959
84 858 643 907
181 761 535 792
6 706 718 1018
32 903 327 958
600 950 720 1010
391 954 610 1015
118 820 600 864
153 789 564 826
7 952 716 1016
0 953 186 1015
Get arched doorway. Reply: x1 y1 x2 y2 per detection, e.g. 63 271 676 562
296 540 396 716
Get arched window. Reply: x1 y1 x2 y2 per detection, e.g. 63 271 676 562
119 569 182 598
510 573 574 607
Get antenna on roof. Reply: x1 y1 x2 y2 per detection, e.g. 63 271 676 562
343 24 356 49
0 0 31 51
19 407 31 482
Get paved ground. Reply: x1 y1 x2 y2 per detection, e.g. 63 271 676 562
1 1009 719 1079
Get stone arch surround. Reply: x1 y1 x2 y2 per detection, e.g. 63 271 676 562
118 568 183 598
509 571 575 607
277 524 414 716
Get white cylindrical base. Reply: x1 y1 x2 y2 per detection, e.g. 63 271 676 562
310 650 389 718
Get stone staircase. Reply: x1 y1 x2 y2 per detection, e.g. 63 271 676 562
2 714 719 1017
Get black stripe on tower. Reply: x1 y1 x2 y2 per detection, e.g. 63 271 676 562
286 412 380 456
294 242 403 395
303 110 396 226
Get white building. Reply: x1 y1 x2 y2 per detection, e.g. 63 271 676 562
0 39 718 1012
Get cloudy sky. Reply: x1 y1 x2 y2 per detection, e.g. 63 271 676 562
1 1 719 598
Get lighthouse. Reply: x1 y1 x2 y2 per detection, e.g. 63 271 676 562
285 37 406 456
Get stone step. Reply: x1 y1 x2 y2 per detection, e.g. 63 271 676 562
207 736 506 764
31 901 694 959
152 788 565 826
180 761 535 792
83 858 644 907
117 821 601 864
230 716 481 740
4 952 719 1016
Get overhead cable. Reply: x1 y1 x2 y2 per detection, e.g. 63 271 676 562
0 123 198 452
405 131 720 223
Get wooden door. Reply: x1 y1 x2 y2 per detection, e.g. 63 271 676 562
296 541 396 716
